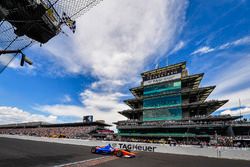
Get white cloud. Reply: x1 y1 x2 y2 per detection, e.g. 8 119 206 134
80 90 128 112
35 105 84 118
42 0 187 84
61 94 72 103
0 54 36 76
33 0 188 127
220 107 250 116
191 46 214 55
8 59 21 69
35 90 130 130
190 46 250 116
218 36 250 50
36 90 129 121
169 40 185 55
206 53 250 110
0 54 16 69
230 36 250 46
0 106 57 125
211 87 250 110
0 1 188 129
211 54 250 94
192 35 250 55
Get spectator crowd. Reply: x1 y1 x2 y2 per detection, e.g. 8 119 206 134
0 126 97 139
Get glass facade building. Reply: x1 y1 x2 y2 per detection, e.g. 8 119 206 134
143 81 181 97
115 62 234 141
143 107 182 121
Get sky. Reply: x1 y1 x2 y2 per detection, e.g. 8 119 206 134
0 0 250 129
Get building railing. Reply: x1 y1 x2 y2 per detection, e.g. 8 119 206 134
140 87 204 99
116 119 250 129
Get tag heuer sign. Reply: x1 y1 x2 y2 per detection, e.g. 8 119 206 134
143 73 181 86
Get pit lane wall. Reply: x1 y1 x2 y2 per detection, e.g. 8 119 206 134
1 134 250 161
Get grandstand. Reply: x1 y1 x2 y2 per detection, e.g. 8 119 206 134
114 62 250 146
0 119 113 139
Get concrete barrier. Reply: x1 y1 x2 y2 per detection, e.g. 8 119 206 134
1 134 250 161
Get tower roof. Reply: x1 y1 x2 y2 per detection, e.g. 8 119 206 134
141 62 186 77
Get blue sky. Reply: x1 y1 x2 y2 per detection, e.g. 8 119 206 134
0 0 250 126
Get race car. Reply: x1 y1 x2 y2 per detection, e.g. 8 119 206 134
91 144 136 158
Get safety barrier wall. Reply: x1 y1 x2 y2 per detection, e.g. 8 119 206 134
1 134 250 161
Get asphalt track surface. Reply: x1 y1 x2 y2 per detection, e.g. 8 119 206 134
0 137 101 167
0 137 250 167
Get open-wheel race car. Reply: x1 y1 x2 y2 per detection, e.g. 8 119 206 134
91 144 136 158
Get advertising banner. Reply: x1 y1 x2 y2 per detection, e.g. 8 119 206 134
111 143 157 152
143 73 181 86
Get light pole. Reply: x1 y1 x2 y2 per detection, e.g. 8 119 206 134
0 50 32 66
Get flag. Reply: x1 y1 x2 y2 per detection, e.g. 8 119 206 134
61 12 76 33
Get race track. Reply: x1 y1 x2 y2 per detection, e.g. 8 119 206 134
97 151 250 167
0 137 250 167
0 137 100 167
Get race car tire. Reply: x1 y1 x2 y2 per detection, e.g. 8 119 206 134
116 150 123 157
91 147 96 153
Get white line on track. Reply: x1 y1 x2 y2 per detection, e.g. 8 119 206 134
53 156 107 167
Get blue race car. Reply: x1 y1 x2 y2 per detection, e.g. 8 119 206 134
91 144 115 154
91 144 136 157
